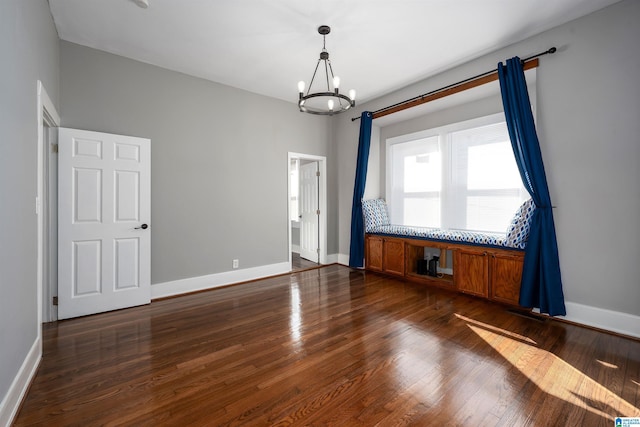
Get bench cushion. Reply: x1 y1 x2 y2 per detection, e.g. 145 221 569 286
362 198 532 250
367 224 511 249
504 198 536 248
362 198 390 230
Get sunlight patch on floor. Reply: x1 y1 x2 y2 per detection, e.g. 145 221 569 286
463 317 639 419
455 313 537 345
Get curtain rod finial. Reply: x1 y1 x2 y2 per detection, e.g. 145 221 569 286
548 47 557 54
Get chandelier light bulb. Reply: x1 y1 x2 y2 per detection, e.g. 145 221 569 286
328 99 335 111
333 76 340 90
298 81 305 94
348 89 356 101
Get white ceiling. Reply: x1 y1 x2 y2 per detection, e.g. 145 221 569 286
49 0 620 106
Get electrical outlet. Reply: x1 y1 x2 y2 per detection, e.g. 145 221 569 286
232 259 239 269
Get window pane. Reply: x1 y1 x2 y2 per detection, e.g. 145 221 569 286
466 195 524 232
468 142 521 190
450 120 526 232
404 197 440 228
404 152 441 193
389 135 440 225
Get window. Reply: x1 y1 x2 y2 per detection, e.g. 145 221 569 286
387 113 528 233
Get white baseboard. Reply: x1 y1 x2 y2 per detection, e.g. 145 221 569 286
561 302 640 339
291 245 300 254
0 337 42 427
325 253 339 264
338 253 350 266
151 262 291 300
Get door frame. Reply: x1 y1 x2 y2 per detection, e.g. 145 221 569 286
37 80 60 325
287 152 327 268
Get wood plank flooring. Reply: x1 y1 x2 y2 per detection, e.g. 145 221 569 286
291 252 319 272
14 265 640 426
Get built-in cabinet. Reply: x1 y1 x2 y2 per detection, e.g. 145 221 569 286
364 234 524 307
365 236 405 276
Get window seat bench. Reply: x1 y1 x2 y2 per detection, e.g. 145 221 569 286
362 199 535 307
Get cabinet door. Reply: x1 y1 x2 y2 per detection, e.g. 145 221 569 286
490 252 524 305
365 236 383 272
383 239 405 276
454 249 489 297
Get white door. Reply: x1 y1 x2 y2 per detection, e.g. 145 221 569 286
299 161 319 262
58 128 151 319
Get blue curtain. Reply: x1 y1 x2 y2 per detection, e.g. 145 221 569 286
498 57 566 316
349 112 373 268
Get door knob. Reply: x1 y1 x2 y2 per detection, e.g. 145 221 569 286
135 224 149 230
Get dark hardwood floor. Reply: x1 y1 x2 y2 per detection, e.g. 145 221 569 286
14 265 640 426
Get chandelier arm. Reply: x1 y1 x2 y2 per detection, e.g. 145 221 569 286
327 61 337 93
324 60 330 92
307 59 322 96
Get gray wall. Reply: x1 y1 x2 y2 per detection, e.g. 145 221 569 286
0 0 59 410
335 0 640 317
60 42 334 284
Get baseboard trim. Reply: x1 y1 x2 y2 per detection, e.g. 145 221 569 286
0 337 42 427
337 253 350 266
151 262 291 300
325 253 339 264
561 302 640 339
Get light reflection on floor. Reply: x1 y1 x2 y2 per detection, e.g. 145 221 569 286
289 280 302 347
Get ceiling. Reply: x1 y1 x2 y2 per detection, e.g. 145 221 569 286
49 0 620 106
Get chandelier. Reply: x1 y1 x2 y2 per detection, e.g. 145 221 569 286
298 25 356 116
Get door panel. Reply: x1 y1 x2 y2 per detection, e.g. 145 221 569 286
490 252 524 305
383 239 405 276
58 128 150 319
454 249 489 297
299 161 319 262
365 236 383 272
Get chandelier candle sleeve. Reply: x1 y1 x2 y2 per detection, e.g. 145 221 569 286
298 25 355 116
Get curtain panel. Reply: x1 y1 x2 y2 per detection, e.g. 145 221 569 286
498 57 566 316
349 112 373 268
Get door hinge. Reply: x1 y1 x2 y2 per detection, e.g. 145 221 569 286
316 209 320 215
52 296 58 306
52 143 58 153
316 171 320 177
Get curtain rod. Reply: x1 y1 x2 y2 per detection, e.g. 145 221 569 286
351 47 557 122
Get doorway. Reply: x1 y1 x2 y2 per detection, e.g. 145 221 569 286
37 81 60 324
288 153 327 272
